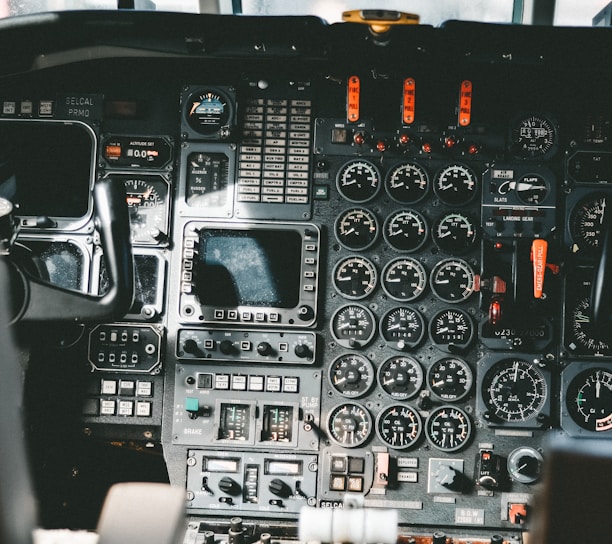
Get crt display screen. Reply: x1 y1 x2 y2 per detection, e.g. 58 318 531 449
195 229 302 308
0 121 94 218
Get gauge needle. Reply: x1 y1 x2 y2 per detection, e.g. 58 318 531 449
513 361 519 382
596 379 601 398
600 198 606 224
343 228 356 235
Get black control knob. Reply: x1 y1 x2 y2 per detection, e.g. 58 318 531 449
228 517 245 544
183 339 201 355
218 476 241 496
298 305 314 321
203 531 215 544
432 531 446 544
491 535 504 544
220 340 235 355
436 465 466 492
268 478 292 499
294 343 311 358
257 341 273 356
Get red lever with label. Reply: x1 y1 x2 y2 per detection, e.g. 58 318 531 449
531 239 548 299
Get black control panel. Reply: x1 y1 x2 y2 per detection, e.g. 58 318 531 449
8 12 612 542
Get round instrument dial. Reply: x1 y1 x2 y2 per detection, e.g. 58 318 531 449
334 208 379 251
185 88 232 136
123 176 169 245
481 358 547 424
511 115 557 159
569 194 608 255
379 306 426 351
430 258 476 303
383 209 428 252
329 354 375 398
426 406 472 452
375 404 423 450
567 296 612 356
378 356 424 400
433 212 477 254
330 304 376 348
515 174 550 205
427 357 473 402
381 257 427 302
429 308 475 352
507 446 544 484
333 256 377 300
327 403 372 448
434 164 478 206
385 162 429 204
336 160 382 203
566 368 612 432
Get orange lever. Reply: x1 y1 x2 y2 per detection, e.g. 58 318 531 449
531 239 548 299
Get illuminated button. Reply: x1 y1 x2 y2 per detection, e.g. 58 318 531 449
185 397 199 413
3 101 16 115
347 476 364 492
283 377 299 393
248 376 265 391
279 343 289 352
100 400 116 416
305 244 316 251
349 457 365 474
182 272 192 282
305 257 316 265
119 380 135 396
118 401 134 416
204 339 214 350
242 311 252 321
197 374 213 389
331 456 348 473
227 310 238 320
240 341 252 351
215 375 230 390
330 475 346 491
303 284 315 291
266 376 282 392
255 312 266 322
105 144 122 158
183 260 193 271
101 380 118 395
183 249 194 259
231 375 247 391
269 312 279 322
214 310 225 320
136 401 152 417
184 238 195 249
304 271 315 278
136 381 152 397
181 283 192 294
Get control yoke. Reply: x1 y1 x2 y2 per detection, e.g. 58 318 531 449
0 178 133 322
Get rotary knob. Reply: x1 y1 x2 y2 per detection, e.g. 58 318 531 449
268 478 292 499
218 476 241 496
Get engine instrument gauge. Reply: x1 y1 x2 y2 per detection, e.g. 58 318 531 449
336 160 382 203
329 354 375 398
426 406 472 452
381 257 427 302
334 208 379 251
429 308 475 352
427 357 473 402
385 162 429 204
379 306 426 350
185 152 230 208
511 114 557 159
375 404 423 450
434 164 478 206
121 175 169 245
327 402 372 447
430 258 476 303
261 406 294 442
218 403 251 441
378 356 424 400
481 358 547 424
330 304 376 348
333 256 377 300
185 88 233 137
569 194 608 255
432 212 477 254
383 209 428 252
566 368 612 432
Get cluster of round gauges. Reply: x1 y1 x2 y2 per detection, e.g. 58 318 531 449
478 357 549 426
332 257 477 304
510 114 558 160
326 402 472 451
335 160 479 206
329 354 473 404
330 304 475 352
334 208 477 254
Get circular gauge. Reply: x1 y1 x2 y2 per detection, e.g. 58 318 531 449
327 403 373 448
507 446 544 484
336 160 382 203
329 354 375 398
333 256 377 300
376 405 423 450
481 358 548 423
434 164 478 206
433 212 477 254
123 176 168 245
515 174 550 205
381 257 427 302
383 210 428 252
430 258 476 303
378 356 424 400
566 368 612 432
568 297 612 355
426 406 472 452
429 308 475 352
427 357 473 402
385 162 429 204
379 307 426 350
334 208 379 251
330 304 377 348
185 88 233 136
511 115 556 159
569 194 608 254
